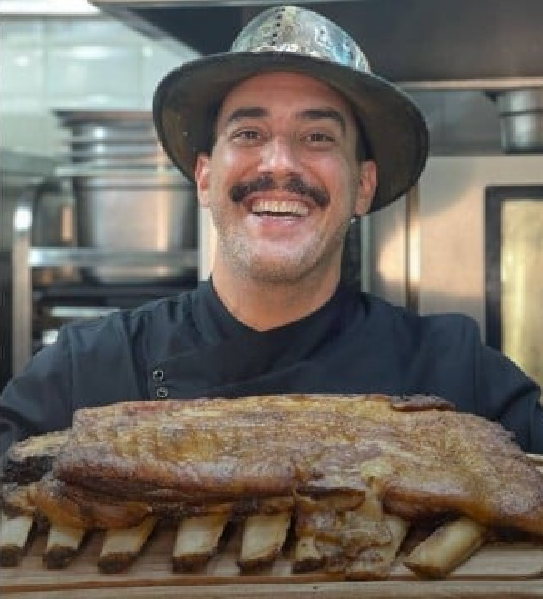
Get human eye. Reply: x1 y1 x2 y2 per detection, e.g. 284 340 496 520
303 130 336 146
231 128 263 145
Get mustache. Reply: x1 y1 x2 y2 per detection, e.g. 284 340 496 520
229 174 329 208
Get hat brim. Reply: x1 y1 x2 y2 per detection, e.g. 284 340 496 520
152 52 428 212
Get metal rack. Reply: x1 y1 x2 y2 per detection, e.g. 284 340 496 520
11 191 198 376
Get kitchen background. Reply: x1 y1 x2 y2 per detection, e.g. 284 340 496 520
1 0 542 394
1 2 198 154
1 0 201 389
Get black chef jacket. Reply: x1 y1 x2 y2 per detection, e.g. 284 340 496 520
1 279 542 455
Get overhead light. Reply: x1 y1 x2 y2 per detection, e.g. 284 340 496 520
14 205 32 233
0 0 100 15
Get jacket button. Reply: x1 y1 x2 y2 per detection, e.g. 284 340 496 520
152 368 164 382
156 386 169 399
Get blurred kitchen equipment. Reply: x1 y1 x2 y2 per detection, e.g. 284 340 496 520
74 170 196 283
9 113 200 381
363 155 543 392
495 89 543 153
55 110 198 284
1 150 59 389
31 178 78 286
58 110 173 169
492 192 543 390
31 179 74 248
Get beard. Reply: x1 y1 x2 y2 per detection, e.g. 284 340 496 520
214 213 351 285
207 171 359 285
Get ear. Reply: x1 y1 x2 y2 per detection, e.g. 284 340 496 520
195 153 211 208
354 160 377 216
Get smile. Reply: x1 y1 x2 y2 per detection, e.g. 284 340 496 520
250 199 310 217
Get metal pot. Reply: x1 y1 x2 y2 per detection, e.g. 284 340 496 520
496 88 543 153
56 109 198 284
57 110 172 169
73 170 197 284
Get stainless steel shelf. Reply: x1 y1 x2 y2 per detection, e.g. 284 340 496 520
1 150 58 178
29 247 198 268
12 191 199 376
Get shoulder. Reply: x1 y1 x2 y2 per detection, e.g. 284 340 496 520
360 293 482 345
60 289 195 348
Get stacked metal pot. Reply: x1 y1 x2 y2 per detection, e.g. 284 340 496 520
56 110 197 284
495 89 543 154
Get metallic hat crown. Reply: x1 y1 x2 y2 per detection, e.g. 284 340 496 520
152 4 429 212
232 5 371 74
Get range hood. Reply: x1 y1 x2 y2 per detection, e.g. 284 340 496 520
92 0 543 154
93 0 543 89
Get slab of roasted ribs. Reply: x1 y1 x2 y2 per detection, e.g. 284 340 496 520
2 394 543 577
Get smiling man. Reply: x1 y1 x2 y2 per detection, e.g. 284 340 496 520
1 5 542 455
195 72 376 329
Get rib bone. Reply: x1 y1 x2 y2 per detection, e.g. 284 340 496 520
172 512 229 571
238 511 291 570
44 524 86 569
346 513 409 580
97 515 157 573
293 535 324 572
0 511 34 566
403 516 488 578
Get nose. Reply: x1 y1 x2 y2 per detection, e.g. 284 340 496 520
259 135 299 175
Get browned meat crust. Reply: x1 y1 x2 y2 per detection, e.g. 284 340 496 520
2 430 69 484
48 394 543 537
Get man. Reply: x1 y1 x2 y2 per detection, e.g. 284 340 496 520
1 6 541 455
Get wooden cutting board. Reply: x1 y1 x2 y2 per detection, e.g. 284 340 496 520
3 580 543 599
1 523 542 596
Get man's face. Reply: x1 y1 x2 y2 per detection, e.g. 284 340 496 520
195 72 376 285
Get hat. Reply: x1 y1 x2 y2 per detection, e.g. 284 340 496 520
152 5 428 212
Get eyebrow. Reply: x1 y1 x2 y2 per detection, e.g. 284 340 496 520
299 108 347 134
224 106 347 134
225 107 267 125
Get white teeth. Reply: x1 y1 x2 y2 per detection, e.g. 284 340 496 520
251 199 309 216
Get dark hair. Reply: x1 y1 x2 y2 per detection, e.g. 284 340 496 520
354 119 372 162
203 101 221 155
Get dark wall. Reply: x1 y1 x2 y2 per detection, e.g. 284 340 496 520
101 0 543 81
